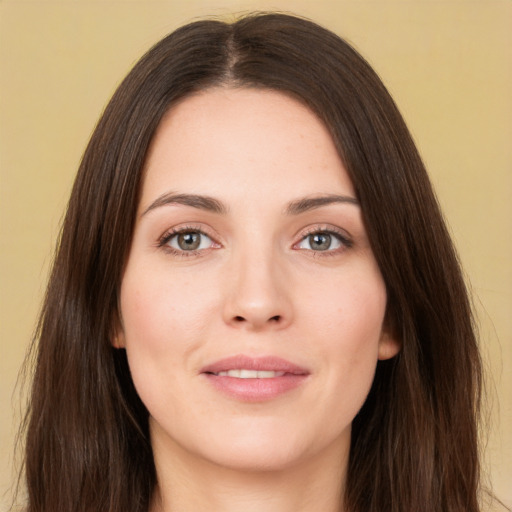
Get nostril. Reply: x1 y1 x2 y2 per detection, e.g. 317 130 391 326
232 315 281 323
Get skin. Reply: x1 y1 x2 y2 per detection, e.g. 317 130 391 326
116 87 399 512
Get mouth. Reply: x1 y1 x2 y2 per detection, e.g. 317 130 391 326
201 355 309 402
209 369 287 378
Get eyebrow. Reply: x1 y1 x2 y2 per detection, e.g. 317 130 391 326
141 192 359 217
284 194 359 215
142 192 228 216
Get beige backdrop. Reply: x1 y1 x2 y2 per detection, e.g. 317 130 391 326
1 1 511 510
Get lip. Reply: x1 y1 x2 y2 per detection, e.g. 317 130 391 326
200 355 310 402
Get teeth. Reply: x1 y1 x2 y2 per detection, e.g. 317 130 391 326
216 370 285 378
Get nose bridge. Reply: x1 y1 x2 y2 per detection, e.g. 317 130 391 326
223 236 292 330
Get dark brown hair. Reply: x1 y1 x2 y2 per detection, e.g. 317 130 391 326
20 12 483 512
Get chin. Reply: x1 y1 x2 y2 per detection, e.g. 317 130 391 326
209 439 307 473
185 419 350 475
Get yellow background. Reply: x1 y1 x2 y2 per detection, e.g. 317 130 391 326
1 1 510 510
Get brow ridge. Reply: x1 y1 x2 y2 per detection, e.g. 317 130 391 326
142 192 227 216
142 192 358 217
285 194 359 215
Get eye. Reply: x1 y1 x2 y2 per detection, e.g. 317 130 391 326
163 230 215 252
296 230 349 252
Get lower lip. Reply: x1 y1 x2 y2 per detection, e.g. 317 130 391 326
203 373 308 402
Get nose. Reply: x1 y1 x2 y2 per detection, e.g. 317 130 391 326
222 246 293 331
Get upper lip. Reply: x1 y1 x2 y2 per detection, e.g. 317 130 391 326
201 355 310 375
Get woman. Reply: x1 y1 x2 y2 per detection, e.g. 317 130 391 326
20 12 487 512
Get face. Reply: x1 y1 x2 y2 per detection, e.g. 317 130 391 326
117 87 399 474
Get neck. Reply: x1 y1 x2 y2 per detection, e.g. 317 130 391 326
149 434 348 512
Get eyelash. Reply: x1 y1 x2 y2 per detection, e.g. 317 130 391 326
157 225 218 258
157 225 353 258
294 226 353 256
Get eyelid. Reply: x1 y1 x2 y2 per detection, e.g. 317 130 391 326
292 224 353 251
156 222 352 257
157 223 221 255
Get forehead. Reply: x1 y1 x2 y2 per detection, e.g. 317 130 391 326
140 87 355 208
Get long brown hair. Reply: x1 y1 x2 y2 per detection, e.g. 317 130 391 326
20 12 483 512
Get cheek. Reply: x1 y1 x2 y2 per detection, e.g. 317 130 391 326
302 267 387 401
303 265 387 351
118 270 212 416
120 266 216 349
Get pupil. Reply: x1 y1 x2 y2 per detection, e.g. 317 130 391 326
178 232 200 250
310 233 331 251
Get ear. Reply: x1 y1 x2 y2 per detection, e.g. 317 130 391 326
111 331 126 349
378 330 401 360
378 307 401 360
110 314 126 349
